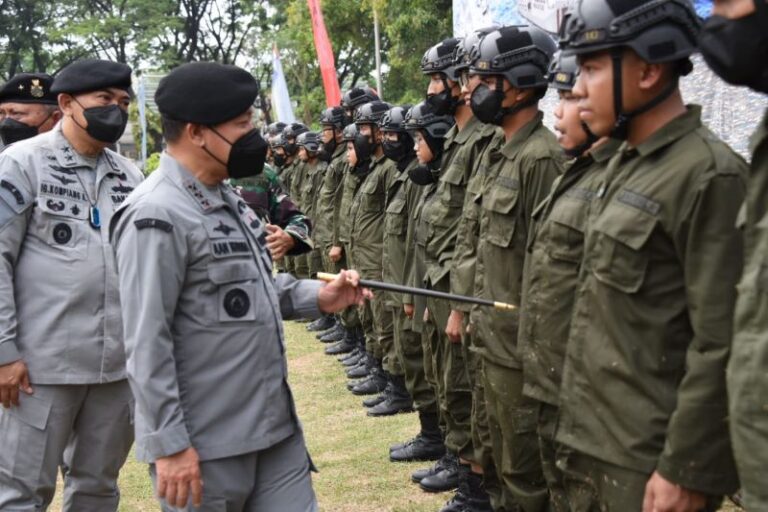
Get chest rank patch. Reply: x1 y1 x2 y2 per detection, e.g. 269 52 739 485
223 288 250 318
53 223 72 244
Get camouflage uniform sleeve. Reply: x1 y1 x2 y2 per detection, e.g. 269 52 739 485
266 171 313 255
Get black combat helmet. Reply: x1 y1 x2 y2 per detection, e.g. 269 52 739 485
319 106 349 129
341 87 380 120
379 106 414 164
454 26 500 73
404 101 454 184
469 25 556 90
354 100 393 125
468 25 556 125
379 106 411 132
296 131 322 154
558 0 701 138
422 37 464 116
342 123 358 142
421 37 463 81
548 50 580 91
282 122 309 156
405 101 454 159
266 121 287 138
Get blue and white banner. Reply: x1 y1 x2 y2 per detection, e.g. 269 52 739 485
271 44 296 124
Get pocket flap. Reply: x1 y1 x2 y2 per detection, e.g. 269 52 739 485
386 197 406 214
593 202 656 250
484 176 519 215
9 394 51 430
208 261 260 284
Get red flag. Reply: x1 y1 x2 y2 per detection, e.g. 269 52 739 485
307 0 342 107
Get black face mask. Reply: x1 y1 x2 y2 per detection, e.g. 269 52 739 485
74 101 129 144
350 160 371 178
382 134 414 164
470 83 506 125
353 132 376 163
700 4 768 93
0 117 42 145
273 152 286 168
319 138 336 163
207 127 269 179
408 160 440 186
426 80 461 116
284 141 298 156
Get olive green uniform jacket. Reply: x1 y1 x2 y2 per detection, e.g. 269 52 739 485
728 108 768 508
472 112 562 368
519 140 619 405
556 106 744 495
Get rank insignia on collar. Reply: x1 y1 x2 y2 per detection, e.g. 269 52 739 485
30 79 44 98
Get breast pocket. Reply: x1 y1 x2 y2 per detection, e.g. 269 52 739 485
591 203 656 294
544 197 589 264
207 261 261 323
482 176 519 248
361 178 384 213
385 196 407 236
34 198 90 259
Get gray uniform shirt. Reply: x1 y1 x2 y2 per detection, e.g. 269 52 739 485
110 153 323 463
0 125 143 383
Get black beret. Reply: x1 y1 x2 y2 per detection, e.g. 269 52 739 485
155 62 259 125
51 59 132 95
0 73 57 105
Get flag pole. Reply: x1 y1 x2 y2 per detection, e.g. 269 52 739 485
373 6 384 100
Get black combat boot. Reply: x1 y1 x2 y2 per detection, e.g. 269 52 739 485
319 323 345 343
307 314 335 332
439 463 470 512
463 469 493 512
350 362 388 395
362 379 392 408
411 452 455 484
419 451 459 492
341 349 364 367
324 330 356 355
345 352 372 379
367 374 413 416
390 411 445 462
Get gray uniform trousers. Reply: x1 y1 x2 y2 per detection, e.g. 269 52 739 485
0 380 134 511
150 432 317 512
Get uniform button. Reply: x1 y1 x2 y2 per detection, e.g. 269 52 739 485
53 223 72 244
224 288 250 318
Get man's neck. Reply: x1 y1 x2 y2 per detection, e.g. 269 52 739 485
167 146 224 187
501 105 539 142
455 104 472 131
626 90 687 147
373 146 384 159
61 117 105 158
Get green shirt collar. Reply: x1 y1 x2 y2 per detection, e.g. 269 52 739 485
500 111 545 160
629 105 702 158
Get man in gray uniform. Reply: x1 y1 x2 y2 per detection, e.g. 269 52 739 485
0 59 142 511
0 73 61 146
110 62 370 512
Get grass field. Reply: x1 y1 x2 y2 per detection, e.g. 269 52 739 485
52 320 742 511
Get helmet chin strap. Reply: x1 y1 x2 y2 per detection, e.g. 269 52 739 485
610 47 680 140
564 122 600 158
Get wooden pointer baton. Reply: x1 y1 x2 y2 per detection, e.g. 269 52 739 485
316 272 517 312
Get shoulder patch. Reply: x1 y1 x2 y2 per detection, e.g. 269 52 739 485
0 178 32 214
134 218 174 232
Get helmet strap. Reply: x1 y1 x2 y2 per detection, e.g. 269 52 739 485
610 47 680 140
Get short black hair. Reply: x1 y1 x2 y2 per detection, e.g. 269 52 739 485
161 115 186 143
